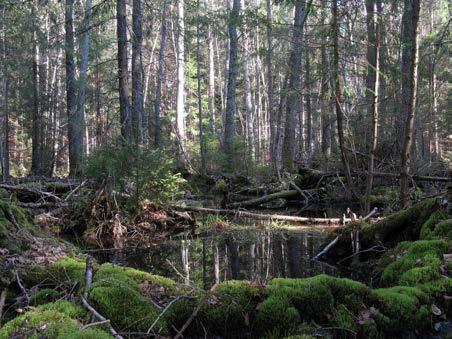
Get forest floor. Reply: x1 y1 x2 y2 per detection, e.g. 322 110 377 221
0 175 451 338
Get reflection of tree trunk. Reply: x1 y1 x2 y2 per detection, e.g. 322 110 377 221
181 240 190 285
214 244 220 284
249 243 255 280
272 234 285 277
287 233 302 277
227 238 240 279
224 245 229 280
202 239 207 289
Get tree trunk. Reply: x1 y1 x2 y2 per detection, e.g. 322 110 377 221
207 1 216 133
154 1 169 146
30 2 42 176
266 0 275 167
304 48 312 156
176 0 186 163
117 0 132 142
77 0 91 157
332 0 356 198
242 0 255 162
223 0 240 163
281 0 312 170
196 0 206 173
399 0 421 206
0 4 9 180
132 0 144 144
364 0 381 212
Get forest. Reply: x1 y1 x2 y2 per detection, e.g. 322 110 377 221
0 0 451 337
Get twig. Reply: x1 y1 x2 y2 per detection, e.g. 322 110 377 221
174 284 218 339
165 259 196 286
14 266 30 303
64 179 88 202
337 245 387 264
314 236 339 260
147 296 181 333
363 207 378 221
81 319 111 331
0 289 7 326
81 256 123 339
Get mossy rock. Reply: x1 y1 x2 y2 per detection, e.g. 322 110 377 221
379 239 451 287
0 300 110 339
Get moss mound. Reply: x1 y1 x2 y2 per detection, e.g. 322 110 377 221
0 300 110 339
380 239 451 286
255 275 372 337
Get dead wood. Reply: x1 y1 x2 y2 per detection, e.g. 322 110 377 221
174 205 349 225
227 189 319 208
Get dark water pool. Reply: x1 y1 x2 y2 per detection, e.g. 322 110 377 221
91 227 355 287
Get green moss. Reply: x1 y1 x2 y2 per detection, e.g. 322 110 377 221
200 280 261 336
0 195 33 252
30 288 61 306
49 257 87 283
430 219 452 239
380 240 450 286
256 275 371 337
372 286 431 332
420 210 448 239
89 277 164 333
212 179 228 193
0 301 109 339
95 263 176 293
334 304 357 332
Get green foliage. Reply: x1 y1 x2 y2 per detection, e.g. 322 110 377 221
420 208 450 239
84 141 185 205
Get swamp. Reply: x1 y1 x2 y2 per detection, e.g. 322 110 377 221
0 0 451 338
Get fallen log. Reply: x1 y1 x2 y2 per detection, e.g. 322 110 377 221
0 183 61 203
173 205 349 225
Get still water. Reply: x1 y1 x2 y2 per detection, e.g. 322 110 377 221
93 227 348 287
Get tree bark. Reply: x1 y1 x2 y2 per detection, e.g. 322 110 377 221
132 0 144 144
0 3 9 180
399 0 421 206
117 0 132 142
77 0 91 157
281 0 312 170
332 0 356 198
154 1 169 146
196 0 206 173
364 0 381 212
30 2 42 176
176 0 186 163
223 0 240 162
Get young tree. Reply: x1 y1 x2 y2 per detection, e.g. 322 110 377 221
399 0 421 206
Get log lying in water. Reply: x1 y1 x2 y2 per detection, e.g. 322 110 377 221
173 205 349 225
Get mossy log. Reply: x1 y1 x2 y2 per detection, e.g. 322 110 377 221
320 198 442 262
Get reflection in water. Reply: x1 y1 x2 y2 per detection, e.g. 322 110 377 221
94 229 340 287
